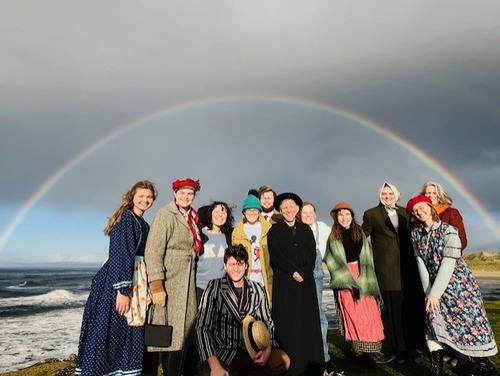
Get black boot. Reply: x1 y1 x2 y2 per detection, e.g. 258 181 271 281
428 350 444 376
467 357 497 376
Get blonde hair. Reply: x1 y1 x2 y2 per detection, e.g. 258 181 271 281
104 180 157 235
430 205 441 222
420 181 453 205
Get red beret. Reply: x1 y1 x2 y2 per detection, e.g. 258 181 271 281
406 195 432 215
172 178 200 192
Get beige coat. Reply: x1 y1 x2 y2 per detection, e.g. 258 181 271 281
232 215 273 305
145 201 197 352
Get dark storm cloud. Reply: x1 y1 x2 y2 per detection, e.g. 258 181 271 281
1 1 499 260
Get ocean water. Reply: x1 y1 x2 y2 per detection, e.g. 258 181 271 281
0 267 498 373
0 267 95 373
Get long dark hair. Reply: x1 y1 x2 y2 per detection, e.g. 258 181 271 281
331 209 363 242
199 201 235 246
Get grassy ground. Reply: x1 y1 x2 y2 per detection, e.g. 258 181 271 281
2 301 499 376
326 300 499 375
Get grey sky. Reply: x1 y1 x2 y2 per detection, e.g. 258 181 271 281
1 1 499 263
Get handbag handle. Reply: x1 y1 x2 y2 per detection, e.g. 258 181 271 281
147 303 168 325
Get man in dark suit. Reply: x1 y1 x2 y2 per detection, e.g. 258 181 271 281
196 244 289 376
362 182 425 364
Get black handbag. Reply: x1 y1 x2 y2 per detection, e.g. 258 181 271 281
144 304 173 347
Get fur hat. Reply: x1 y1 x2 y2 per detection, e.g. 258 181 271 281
242 194 262 213
330 201 354 220
242 315 270 358
274 192 303 211
406 195 432 215
172 178 200 192
248 188 259 198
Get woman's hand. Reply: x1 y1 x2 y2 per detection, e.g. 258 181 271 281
425 294 440 313
292 271 304 282
150 279 167 307
152 291 167 307
116 291 130 315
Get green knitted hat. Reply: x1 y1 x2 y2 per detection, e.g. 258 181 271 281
242 195 262 213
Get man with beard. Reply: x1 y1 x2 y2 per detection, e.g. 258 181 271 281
258 186 281 224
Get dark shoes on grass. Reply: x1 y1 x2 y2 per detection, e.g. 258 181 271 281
368 351 396 365
322 358 346 376
466 358 497 376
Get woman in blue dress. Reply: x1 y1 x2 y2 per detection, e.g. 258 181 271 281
406 195 497 376
75 180 157 376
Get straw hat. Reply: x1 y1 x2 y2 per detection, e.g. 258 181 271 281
242 315 270 358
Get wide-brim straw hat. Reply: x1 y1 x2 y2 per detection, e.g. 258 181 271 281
242 315 270 358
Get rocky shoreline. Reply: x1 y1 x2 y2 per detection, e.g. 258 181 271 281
2 355 76 376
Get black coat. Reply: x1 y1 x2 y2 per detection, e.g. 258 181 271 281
362 204 416 291
362 203 425 350
268 220 323 376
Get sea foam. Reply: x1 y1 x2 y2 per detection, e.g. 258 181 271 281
0 306 84 373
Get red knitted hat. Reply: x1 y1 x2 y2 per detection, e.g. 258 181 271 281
405 195 432 215
172 178 200 192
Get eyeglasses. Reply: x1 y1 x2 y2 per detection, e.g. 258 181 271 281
245 209 260 214
226 261 246 268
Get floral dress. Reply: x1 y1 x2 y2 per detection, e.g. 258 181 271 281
411 221 497 357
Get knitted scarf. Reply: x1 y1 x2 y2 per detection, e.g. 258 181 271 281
434 203 450 215
180 207 202 253
324 234 381 298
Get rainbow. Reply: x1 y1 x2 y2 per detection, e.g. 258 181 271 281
1 96 498 253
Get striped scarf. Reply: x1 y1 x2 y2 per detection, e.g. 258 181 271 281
181 207 202 253
228 277 251 319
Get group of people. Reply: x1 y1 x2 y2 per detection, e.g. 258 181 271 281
75 178 497 376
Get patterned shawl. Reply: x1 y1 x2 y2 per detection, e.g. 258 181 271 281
325 233 382 298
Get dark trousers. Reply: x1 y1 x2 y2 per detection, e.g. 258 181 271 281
183 287 205 376
143 350 183 376
202 348 289 376
380 290 407 354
